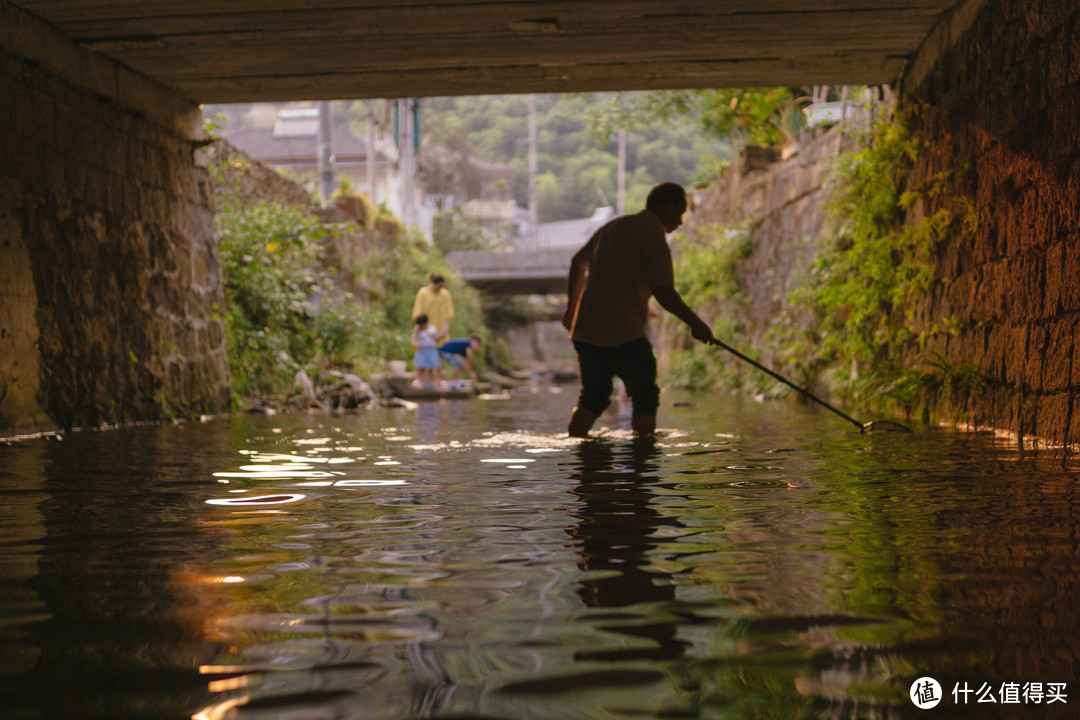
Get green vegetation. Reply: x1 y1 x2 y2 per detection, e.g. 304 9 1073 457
664 221 756 390
420 93 734 221
587 88 808 148
431 209 492 253
209 148 486 403
206 93 739 246
663 110 988 418
676 220 755 308
792 118 929 402
791 117 989 414
210 90 976 416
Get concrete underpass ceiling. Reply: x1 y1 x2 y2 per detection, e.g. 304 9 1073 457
15 1 961 104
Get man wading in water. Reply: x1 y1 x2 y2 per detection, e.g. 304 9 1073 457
562 182 715 438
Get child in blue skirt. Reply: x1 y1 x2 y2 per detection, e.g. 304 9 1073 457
411 314 442 389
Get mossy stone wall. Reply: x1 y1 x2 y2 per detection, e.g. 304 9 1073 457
902 0 1080 446
0 6 230 436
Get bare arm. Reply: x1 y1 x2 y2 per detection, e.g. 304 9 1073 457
441 293 454 341
652 286 714 343
561 250 590 332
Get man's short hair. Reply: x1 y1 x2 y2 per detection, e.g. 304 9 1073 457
430 272 445 284
645 182 686 211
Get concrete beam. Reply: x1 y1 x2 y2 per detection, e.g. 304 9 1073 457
10 1 960 103
0 0 203 138
900 0 990 94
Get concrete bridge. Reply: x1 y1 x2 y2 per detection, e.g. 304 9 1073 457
4 1 954 101
447 248 576 296
3 0 1080 447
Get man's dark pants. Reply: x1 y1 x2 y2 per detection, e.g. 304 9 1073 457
572 337 660 418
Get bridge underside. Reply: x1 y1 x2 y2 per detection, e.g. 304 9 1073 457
12 0 1080 453
460 277 567 296
447 248 574 296
12 1 957 103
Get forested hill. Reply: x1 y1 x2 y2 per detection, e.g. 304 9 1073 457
420 93 733 222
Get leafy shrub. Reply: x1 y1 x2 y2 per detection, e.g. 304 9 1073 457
350 229 489 360
216 200 336 398
660 221 753 390
674 220 754 309
660 110 983 421
215 196 491 400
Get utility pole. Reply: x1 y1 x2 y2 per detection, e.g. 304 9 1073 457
399 98 415 228
528 94 539 249
617 129 626 216
366 99 377 203
317 100 333 204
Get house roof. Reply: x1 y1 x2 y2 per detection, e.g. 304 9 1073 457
223 123 391 165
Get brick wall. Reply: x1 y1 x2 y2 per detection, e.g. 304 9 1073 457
0 3 230 435
681 0 1080 448
901 0 1080 446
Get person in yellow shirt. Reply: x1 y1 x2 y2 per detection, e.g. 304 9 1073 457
562 182 714 438
412 272 454 342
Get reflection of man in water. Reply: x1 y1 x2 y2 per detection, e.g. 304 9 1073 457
567 440 691 661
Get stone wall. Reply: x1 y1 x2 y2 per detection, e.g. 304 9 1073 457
206 139 313 212
0 3 230 436
679 134 846 354
899 0 1080 446
661 125 856 393
679 0 1080 448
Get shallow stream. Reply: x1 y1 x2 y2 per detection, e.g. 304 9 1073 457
2 387 1078 719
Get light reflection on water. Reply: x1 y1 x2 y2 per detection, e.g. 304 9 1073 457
2 390 1079 719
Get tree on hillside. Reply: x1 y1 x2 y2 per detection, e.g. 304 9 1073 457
587 88 810 148
205 93 740 225
422 93 732 222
